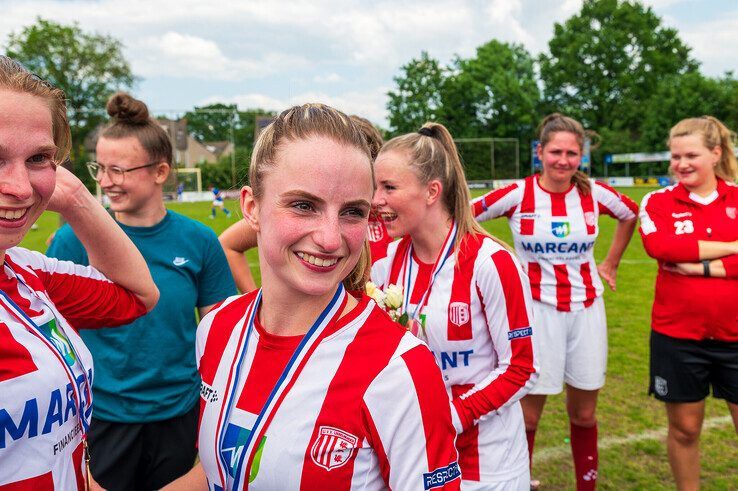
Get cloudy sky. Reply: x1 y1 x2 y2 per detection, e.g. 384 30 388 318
1 0 736 125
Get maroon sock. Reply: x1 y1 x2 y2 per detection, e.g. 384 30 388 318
526 429 536 470
570 422 598 490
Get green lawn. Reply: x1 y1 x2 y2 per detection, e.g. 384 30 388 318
21 188 738 490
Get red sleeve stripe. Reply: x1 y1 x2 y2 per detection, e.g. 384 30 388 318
595 181 639 217
473 184 518 218
598 202 616 218
554 264 572 312
490 250 531 329
519 176 536 235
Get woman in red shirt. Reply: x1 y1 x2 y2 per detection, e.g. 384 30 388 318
639 116 738 490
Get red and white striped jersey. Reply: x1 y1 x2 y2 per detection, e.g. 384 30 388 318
472 175 638 311
196 292 461 491
0 247 146 489
371 234 538 483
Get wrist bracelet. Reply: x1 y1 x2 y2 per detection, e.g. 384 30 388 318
702 260 711 277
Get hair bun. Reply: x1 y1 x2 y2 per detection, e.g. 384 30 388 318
106 92 149 124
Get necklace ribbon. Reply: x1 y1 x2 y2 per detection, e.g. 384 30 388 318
213 284 348 490
400 221 458 327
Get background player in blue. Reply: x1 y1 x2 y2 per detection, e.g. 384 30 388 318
210 185 232 219
47 92 237 491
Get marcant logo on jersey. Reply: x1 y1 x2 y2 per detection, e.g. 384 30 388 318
551 222 570 238
221 423 266 482
727 207 737 219
310 426 358 471
584 212 596 227
0 370 92 450
173 257 189 266
367 221 385 242
200 381 218 403
521 241 595 255
39 318 76 367
508 327 533 340
423 462 461 489
448 302 470 326
671 212 692 218
520 213 540 219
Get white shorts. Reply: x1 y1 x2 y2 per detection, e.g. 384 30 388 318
530 296 607 395
212 199 224 207
462 470 530 491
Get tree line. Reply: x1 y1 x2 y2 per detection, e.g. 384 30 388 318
4 0 737 186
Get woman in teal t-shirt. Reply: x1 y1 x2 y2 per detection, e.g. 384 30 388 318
47 92 236 490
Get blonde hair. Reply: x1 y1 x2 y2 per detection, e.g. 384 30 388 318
0 56 71 163
101 92 173 166
379 122 489 249
250 103 373 291
538 113 591 195
669 116 738 182
349 115 383 161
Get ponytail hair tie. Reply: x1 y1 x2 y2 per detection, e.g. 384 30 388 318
418 127 434 137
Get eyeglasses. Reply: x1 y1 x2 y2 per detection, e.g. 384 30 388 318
86 161 159 185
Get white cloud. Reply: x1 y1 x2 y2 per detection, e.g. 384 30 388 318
200 86 390 125
674 10 738 76
313 73 343 83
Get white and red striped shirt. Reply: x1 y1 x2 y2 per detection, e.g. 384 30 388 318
473 175 638 311
0 247 146 489
371 234 538 483
196 292 461 490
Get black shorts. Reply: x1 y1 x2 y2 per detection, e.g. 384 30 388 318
649 330 738 404
87 403 199 491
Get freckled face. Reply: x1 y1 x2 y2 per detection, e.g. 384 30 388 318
372 149 428 238
669 134 720 193
251 135 373 299
539 131 581 185
0 90 57 255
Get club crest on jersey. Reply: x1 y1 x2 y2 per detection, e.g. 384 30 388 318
448 302 470 327
310 426 359 471
551 221 570 238
727 207 737 219
367 220 385 242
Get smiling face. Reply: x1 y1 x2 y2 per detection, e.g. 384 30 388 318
95 136 168 217
669 134 720 194
372 149 430 239
244 135 373 301
539 131 581 187
0 89 57 258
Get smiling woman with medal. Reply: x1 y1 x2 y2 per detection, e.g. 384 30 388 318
164 104 460 491
370 122 538 490
472 114 638 490
0 56 158 489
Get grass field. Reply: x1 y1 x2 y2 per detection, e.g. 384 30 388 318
20 187 738 490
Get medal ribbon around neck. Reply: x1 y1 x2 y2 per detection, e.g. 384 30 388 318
401 221 458 325
0 264 92 436
214 284 348 490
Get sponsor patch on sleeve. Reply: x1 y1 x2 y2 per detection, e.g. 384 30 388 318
508 327 533 340
423 462 461 489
